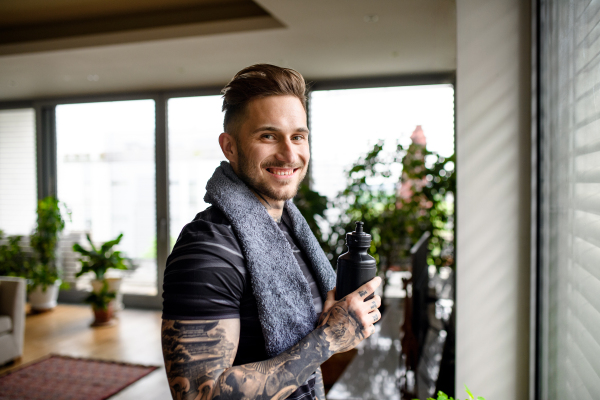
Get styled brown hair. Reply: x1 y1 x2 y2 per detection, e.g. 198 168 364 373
221 64 307 135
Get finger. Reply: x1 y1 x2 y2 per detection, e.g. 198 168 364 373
359 312 378 336
359 294 382 311
352 276 382 300
362 324 376 340
367 298 379 311
322 288 338 314
365 309 381 325
326 288 336 301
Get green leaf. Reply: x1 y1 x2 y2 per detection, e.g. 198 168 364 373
100 233 123 252
477 397 485 400
464 385 474 400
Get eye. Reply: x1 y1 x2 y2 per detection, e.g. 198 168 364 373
292 135 305 141
262 134 275 140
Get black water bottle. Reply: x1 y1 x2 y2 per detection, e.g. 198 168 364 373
335 221 377 301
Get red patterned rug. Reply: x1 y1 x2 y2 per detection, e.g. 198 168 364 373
0 355 159 400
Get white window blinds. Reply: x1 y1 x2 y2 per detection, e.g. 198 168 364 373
0 109 37 235
540 1 600 399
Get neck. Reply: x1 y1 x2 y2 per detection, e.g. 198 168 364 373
251 189 285 222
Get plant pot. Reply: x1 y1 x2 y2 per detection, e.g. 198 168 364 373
91 303 115 327
29 280 60 312
91 277 123 311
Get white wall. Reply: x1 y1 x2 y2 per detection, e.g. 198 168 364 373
455 1 531 399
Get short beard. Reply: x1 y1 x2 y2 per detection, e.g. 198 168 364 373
236 143 306 202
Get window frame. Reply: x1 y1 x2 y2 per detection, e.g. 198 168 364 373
0 75 455 310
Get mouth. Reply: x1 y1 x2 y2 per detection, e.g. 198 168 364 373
265 167 301 178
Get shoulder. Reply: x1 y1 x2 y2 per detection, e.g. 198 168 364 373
166 206 246 284
163 207 247 320
172 206 243 260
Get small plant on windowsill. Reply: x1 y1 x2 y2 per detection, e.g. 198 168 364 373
84 280 116 327
417 385 485 400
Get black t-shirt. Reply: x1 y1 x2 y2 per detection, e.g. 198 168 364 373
162 206 323 399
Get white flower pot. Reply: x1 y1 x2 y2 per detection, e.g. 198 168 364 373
29 280 61 312
91 277 123 311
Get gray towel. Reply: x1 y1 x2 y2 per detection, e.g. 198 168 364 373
204 161 336 357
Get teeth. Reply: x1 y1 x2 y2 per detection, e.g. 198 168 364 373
271 169 293 176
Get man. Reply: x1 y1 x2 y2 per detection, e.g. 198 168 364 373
162 64 382 400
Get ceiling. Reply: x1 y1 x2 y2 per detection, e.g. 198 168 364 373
0 0 457 102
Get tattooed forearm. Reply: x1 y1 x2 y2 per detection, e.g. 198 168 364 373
314 367 326 400
214 328 334 400
163 319 335 400
162 280 381 400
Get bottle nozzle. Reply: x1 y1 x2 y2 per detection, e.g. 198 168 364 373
355 221 364 234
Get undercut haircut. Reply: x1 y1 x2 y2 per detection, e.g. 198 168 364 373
221 64 308 136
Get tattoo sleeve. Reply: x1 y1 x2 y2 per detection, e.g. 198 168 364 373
163 305 364 400
314 366 326 400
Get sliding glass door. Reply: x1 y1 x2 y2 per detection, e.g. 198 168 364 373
56 100 157 296
167 95 225 242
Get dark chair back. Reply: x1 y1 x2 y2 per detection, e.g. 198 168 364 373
410 231 431 360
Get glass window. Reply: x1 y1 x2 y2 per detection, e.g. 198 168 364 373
0 108 37 236
56 100 156 295
167 95 225 242
310 85 455 223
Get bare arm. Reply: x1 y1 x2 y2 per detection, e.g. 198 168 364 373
314 367 326 400
162 277 382 400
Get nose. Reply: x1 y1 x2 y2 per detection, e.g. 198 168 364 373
275 137 298 165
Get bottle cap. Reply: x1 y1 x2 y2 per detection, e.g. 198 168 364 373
346 221 372 248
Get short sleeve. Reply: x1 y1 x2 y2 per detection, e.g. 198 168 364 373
162 218 246 320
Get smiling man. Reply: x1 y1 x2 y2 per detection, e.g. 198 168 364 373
161 64 382 400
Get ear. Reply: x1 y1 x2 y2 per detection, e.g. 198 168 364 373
219 132 238 166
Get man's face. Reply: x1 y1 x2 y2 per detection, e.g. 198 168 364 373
229 95 310 202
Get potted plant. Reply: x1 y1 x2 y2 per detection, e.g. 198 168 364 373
28 197 69 312
73 233 130 311
421 385 485 400
0 231 33 278
84 280 116 326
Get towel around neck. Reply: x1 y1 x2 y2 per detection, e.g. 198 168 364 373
204 161 336 357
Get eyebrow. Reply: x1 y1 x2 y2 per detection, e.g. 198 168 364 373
251 126 310 135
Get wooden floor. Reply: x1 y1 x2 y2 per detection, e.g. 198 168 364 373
0 304 170 400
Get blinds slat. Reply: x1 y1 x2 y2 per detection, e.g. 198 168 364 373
569 288 600 353
573 216 600 249
572 241 600 282
574 171 600 182
571 261 600 328
567 297 600 385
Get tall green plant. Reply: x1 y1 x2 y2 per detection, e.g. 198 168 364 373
0 231 33 277
29 197 69 288
73 233 130 280
293 181 334 258
327 138 455 272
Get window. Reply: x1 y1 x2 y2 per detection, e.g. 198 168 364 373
56 100 157 295
167 95 225 241
0 108 37 236
310 85 455 226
